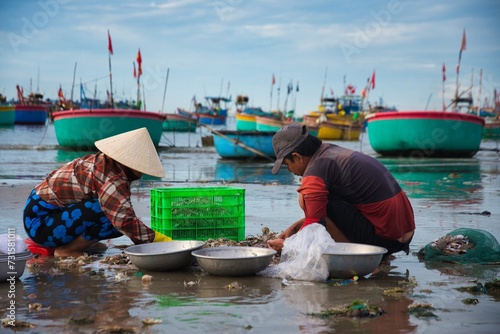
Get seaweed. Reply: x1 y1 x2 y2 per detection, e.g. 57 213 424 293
309 299 385 318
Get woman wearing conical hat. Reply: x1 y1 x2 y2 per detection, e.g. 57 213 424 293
23 128 172 257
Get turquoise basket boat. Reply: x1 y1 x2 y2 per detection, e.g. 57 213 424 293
53 109 164 150
0 105 15 125
366 111 485 157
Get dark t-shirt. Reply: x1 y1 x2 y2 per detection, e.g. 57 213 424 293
298 143 415 240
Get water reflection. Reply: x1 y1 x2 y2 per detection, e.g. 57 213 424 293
56 149 96 162
280 272 417 333
381 158 482 202
214 160 297 185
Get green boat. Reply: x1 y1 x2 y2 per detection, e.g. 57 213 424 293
367 111 485 157
163 113 197 132
482 118 500 139
0 105 15 126
53 109 164 150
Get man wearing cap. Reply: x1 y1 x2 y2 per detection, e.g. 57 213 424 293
23 128 172 257
267 124 415 256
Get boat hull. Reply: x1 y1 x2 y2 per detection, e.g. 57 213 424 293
163 113 197 132
235 113 257 131
255 116 285 132
482 118 500 139
213 130 276 159
14 105 47 125
198 114 226 125
303 115 361 140
367 111 485 157
53 109 164 150
0 105 15 125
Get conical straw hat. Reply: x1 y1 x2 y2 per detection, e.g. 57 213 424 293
94 128 165 178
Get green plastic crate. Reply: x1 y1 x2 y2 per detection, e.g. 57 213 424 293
150 187 245 241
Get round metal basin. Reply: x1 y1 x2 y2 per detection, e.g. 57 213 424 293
321 242 388 278
124 240 205 271
0 251 32 282
192 246 276 276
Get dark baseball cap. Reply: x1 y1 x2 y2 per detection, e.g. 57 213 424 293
271 124 309 174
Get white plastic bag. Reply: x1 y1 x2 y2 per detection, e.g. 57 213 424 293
259 224 336 281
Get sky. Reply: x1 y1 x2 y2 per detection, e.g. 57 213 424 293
1 0 499 117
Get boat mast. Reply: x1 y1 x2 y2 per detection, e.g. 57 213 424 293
107 30 114 108
477 69 482 115
321 66 328 103
70 62 77 107
454 29 466 111
108 30 115 108
136 49 142 110
161 68 170 114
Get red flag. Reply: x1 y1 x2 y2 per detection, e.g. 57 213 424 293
442 63 446 82
107 30 113 55
58 86 65 102
460 29 467 52
133 62 137 78
136 49 142 76
272 74 276 85
345 85 356 95
369 70 376 89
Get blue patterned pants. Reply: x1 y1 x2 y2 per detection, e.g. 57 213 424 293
23 189 123 247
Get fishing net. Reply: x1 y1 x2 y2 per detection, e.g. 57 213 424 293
419 228 500 264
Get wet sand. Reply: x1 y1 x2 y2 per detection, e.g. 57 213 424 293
1 178 499 334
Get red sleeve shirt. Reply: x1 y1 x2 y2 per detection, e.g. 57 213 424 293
35 152 155 244
297 144 415 240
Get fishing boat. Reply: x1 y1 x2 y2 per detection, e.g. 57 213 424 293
366 111 484 157
210 129 276 160
304 97 364 140
305 117 363 141
52 32 164 150
255 114 286 132
178 96 231 126
0 105 15 126
14 86 48 125
53 109 164 150
235 112 257 130
163 112 197 132
367 31 487 155
479 90 500 139
234 95 279 131
0 95 15 126
482 117 500 139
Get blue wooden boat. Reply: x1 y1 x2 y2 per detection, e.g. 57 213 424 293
211 129 276 160
14 104 48 125
14 86 48 125
178 96 231 125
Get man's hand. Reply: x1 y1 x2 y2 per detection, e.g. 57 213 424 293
267 238 284 252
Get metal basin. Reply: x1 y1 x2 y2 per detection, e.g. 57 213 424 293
124 240 205 271
0 251 32 282
192 246 276 276
322 242 388 278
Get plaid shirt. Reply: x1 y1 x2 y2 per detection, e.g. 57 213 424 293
35 152 155 244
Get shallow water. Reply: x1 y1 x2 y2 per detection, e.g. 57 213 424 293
0 122 499 333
